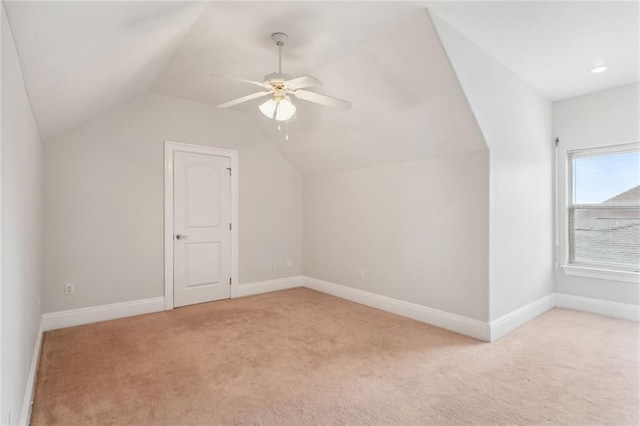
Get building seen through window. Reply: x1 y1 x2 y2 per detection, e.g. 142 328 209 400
568 144 640 272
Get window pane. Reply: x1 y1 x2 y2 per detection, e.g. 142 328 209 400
572 151 639 204
568 146 640 272
569 206 640 272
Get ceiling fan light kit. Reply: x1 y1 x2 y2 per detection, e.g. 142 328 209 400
215 32 351 124
259 95 296 121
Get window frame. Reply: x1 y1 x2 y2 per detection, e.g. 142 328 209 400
562 142 640 284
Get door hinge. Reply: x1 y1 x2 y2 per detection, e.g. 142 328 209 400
229 222 232 231
229 277 232 286
226 167 232 176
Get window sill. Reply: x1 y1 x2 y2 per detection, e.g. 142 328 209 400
561 265 640 284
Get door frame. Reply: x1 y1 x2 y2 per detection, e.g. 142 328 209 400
164 140 239 310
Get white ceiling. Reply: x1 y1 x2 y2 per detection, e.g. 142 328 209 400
152 2 420 108
4 1 207 140
4 1 639 174
152 3 486 175
429 1 639 101
246 10 487 176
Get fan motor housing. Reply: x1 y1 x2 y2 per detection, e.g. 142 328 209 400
264 72 291 84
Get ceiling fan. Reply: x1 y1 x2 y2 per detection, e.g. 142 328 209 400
215 32 351 122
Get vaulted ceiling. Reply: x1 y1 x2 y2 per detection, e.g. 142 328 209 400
4 1 207 140
4 1 639 175
428 1 639 101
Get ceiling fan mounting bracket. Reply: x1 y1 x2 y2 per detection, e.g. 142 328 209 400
271 32 288 46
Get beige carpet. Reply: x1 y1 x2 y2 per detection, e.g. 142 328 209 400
32 288 639 425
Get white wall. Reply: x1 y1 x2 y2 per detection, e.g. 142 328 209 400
300 10 490 322
1 8 43 424
44 92 303 313
554 83 640 305
431 12 555 320
304 151 490 320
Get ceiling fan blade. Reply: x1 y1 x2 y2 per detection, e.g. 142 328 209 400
294 90 351 111
218 91 271 108
284 75 322 90
212 74 268 88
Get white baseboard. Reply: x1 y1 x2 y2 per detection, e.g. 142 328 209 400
236 275 304 298
19 317 44 426
41 276 306 332
42 297 165 331
489 294 556 342
555 293 640 321
21 281 639 426
304 277 491 341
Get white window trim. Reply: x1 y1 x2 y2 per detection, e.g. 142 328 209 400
568 142 640 159
563 141 640 280
561 265 640 284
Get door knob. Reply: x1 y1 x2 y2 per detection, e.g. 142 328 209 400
176 234 190 240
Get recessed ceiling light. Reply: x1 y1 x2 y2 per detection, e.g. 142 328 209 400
590 65 608 74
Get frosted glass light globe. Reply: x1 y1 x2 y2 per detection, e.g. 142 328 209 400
259 96 296 121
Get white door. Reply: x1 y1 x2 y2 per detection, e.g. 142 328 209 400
173 151 231 307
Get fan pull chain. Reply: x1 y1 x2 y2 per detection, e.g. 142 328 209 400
285 120 289 141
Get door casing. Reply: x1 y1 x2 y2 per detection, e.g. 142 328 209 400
164 141 239 310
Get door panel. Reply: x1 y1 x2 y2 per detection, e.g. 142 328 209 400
174 151 231 307
185 242 221 287
186 164 220 227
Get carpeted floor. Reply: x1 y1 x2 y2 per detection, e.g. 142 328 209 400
32 288 639 425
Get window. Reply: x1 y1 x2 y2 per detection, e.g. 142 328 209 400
567 143 640 273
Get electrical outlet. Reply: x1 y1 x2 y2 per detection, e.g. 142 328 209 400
357 268 364 279
65 283 75 295
270 261 276 270
286 259 292 268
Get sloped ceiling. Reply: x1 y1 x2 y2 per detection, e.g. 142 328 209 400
6 1 637 175
428 1 639 101
4 1 207 140
247 11 487 176
152 2 420 107
153 5 487 176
